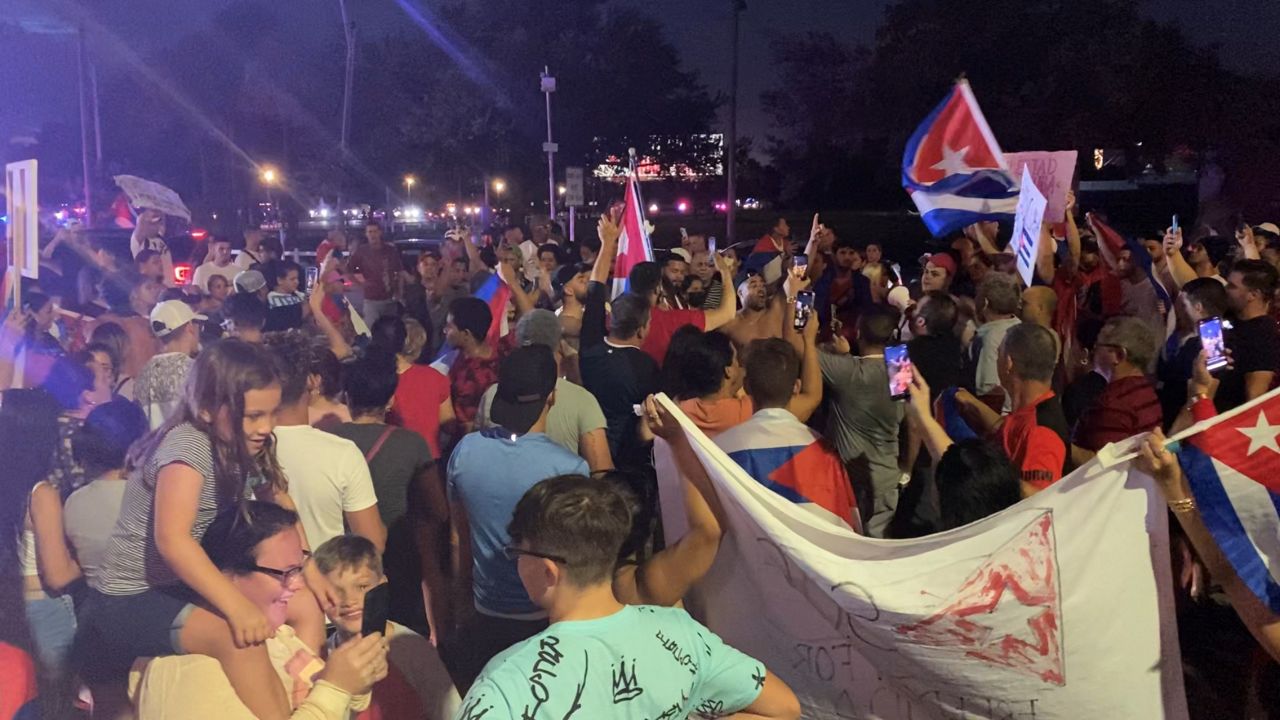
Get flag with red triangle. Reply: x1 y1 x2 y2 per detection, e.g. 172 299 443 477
1179 387 1280 612
612 173 654 299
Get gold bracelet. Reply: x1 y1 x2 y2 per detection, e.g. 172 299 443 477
1168 497 1196 513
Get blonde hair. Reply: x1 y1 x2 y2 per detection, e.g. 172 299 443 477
402 317 428 361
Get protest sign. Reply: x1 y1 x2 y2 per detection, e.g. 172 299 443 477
564 166 585 207
1004 151 1077 223
113 175 192 222
655 394 1187 720
1011 167 1047 287
5 160 39 283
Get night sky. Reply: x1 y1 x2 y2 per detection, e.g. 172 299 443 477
4 0 1279 151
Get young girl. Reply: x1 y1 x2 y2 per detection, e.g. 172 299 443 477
82 339 322 720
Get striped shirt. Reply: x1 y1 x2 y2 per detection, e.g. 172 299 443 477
1072 375 1162 453
95 423 235 595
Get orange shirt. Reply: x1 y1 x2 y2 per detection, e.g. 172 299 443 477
678 396 754 438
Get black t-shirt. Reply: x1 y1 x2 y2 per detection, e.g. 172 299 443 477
581 342 660 470
907 333 963 401
1215 316 1280 412
580 280 610 350
1157 335 1201 429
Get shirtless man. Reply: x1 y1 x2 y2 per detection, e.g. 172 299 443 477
722 273 788 350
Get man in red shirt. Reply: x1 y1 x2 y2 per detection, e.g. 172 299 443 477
627 257 736 366
956 322 1070 495
349 223 403 328
1072 317 1162 462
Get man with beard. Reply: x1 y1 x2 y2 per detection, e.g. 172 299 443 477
722 272 787 351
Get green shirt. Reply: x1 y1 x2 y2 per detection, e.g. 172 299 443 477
460 604 764 719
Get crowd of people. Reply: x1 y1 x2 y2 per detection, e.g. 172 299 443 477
1 193 1278 718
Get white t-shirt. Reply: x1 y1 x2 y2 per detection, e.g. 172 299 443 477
235 248 264 271
274 425 378 550
191 261 240 292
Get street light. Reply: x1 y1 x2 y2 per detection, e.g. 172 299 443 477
258 165 286 256
260 167 278 185
557 184 567 196
483 178 506 227
404 175 416 201
492 179 506 194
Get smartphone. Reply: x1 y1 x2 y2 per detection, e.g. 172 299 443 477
708 236 717 255
1171 214 1179 233
305 266 319 291
885 343 914 401
361 583 391 637
793 253 808 273
1198 316 1228 373
793 290 815 331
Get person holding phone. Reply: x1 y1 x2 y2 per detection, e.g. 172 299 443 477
1217 259 1279 411
817 305 907 536
126 502 390 719
1156 278 1230 426
312 535 461 719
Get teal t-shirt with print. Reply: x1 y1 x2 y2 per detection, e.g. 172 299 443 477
457 604 765 719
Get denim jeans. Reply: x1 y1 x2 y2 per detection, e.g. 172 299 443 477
26 594 77 679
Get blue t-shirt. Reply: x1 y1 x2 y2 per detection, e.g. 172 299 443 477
462 605 765 719
446 428 589 616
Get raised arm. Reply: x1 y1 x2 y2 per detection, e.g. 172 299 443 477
592 215 620 286
614 397 727 607
703 252 738 331
902 372 953 462
803 213 828 281
1086 213 1120 271
1063 191 1080 267
497 261 536 318
780 268 821 423
308 266 352 360
1137 429 1280 663
1035 222 1056 285
1163 227 1197 289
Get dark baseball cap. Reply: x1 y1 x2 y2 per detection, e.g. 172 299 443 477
490 345 558 435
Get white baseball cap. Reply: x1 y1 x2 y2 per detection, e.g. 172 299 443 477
149 300 206 338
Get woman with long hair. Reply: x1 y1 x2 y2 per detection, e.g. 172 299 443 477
2 389 70 715
88 321 136 400
80 339 323 720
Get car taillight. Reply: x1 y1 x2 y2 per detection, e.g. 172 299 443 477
174 264 193 285
190 228 208 241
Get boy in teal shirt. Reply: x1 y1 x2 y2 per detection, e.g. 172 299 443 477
458 475 801 719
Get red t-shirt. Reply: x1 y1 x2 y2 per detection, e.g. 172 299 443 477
448 335 514 427
640 307 707 366
994 391 1068 491
389 364 451 458
1073 375 1162 452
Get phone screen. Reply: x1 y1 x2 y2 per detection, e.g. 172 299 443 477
885 344 914 400
708 236 717 255
360 583 391 637
1171 214 1179 232
793 291 815 331
1199 316 1228 373
305 266 319 291
793 253 808 272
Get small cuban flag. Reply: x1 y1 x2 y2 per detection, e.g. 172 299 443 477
902 80 1019 237
1178 387 1280 612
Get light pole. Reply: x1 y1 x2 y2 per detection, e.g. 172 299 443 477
260 166 287 256
540 68 557 222
404 175 416 203
484 178 505 228
726 0 746 246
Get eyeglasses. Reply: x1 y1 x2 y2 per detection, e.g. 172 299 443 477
503 546 569 564
252 550 310 585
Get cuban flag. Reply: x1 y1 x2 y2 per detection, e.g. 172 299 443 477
902 81 1019 237
612 173 654 298
472 272 513 348
1177 388 1280 612
1087 212 1173 310
714 409 861 533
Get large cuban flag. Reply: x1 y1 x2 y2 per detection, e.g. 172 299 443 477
902 81 1020 237
612 173 655 299
1178 387 1280 612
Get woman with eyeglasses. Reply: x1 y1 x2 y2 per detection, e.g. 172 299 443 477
128 501 390 719
79 339 325 720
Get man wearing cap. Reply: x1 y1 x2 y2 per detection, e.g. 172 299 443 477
233 268 269 301
920 252 957 294
134 300 204 429
445 344 590 691
476 310 612 472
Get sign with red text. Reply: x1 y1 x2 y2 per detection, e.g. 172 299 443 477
1005 151 1077 223
656 394 1188 720
1011 166 1048 287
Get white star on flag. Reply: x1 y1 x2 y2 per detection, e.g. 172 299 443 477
1238 410 1280 456
931 144 973 175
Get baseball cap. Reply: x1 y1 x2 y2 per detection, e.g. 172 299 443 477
922 253 957 276
234 269 267 294
150 300 206 338
515 309 562 350
1253 222 1280 238
668 248 692 263
490 345 558 435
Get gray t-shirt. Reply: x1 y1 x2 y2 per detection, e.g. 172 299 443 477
475 377 606 456
818 352 904 494
65 477 128 586
97 423 237 595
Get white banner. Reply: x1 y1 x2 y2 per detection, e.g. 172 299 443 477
655 395 1187 720
1010 167 1047 288
5 159 39 281
113 174 192 222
